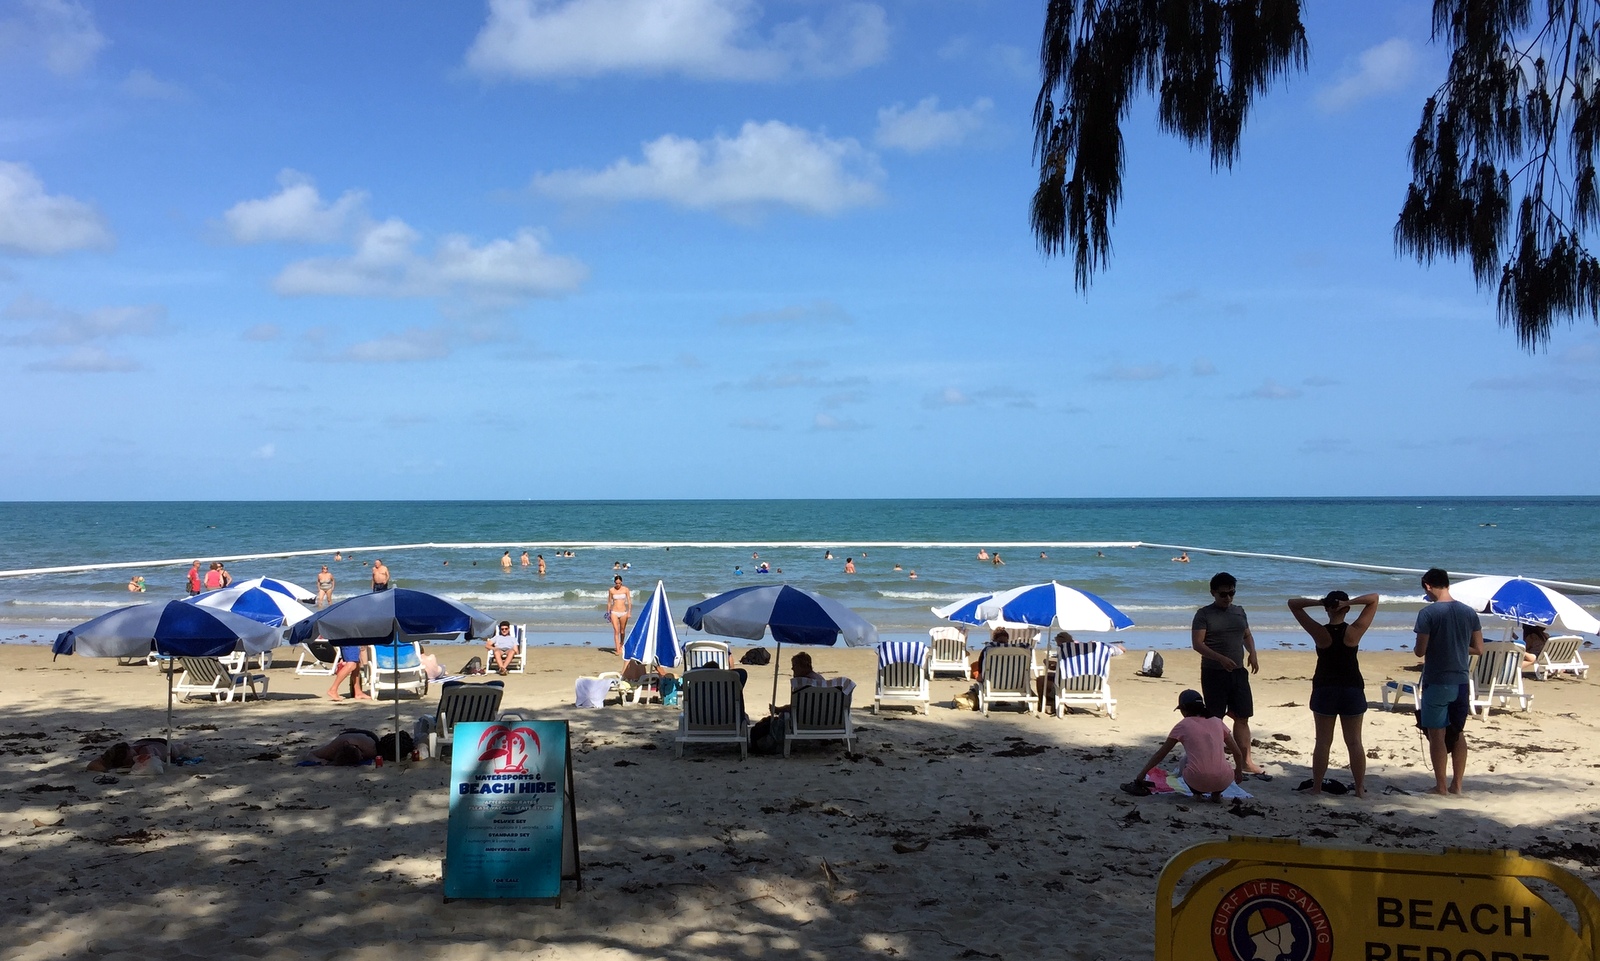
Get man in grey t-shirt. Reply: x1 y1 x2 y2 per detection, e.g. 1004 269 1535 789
1413 567 1484 795
1191 572 1263 775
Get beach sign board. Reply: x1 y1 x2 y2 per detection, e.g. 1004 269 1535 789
443 719 581 901
1156 838 1600 961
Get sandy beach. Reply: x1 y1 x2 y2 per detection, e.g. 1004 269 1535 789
4 642 1600 960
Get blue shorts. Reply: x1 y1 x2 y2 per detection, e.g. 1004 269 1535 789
1309 685 1368 716
339 646 362 664
1419 682 1470 732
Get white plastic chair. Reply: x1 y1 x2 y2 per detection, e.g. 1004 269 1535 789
683 640 732 670
785 684 855 754
363 642 430 699
1535 635 1588 680
874 642 930 715
294 641 341 676
416 680 505 758
928 627 971 678
978 647 1037 715
675 670 747 758
1053 640 1116 718
173 657 268 703
1470 642 1532 715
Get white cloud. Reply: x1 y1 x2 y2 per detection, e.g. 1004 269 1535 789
337 328 451 363
1316 38 1416 112
1191 358 1217 376
1248 379 1303 400
121 68 189 101
534 120 882 216
0 161 113 255
813 412 864 431
721 299 852 327
251 443 276 460
875 96 991 152
0 0 105 76
224 170 368 244
26 345 137 372
1093 362 1172 382
241 323 281 342
3 296 164 345
923 386 969 408
465 0 886 81
275 221 587 304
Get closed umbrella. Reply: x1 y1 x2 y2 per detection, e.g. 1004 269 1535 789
682 583 878 709
1447 576 1600 635
623 581 681 671
288 588 499 759
53 601 280 752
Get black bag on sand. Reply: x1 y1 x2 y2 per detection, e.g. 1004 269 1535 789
740 648 771 666
377 731 414 760
749 715 785 755
1138 651 1164 678
460 655 485 675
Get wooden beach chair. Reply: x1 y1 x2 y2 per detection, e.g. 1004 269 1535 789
1534 635 1588 680
785 684 855 755
1053 640 1116 719
173 656 268 703
683 640 732 670
675 670 747 758
1470 642 1533 715
978 647 1037 715
928 627 971 678
873 641 930 715
418 680 505 758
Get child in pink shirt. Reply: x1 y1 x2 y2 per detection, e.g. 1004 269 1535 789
1125 689 1245 800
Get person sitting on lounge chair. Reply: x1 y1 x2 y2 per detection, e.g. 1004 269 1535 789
486 620 517 675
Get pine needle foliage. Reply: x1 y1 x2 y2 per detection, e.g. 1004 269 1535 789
1395 0 1600 349
1031 1 1308 288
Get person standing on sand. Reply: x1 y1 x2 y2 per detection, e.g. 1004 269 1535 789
371 559 391 592
1414 568 1484 795
607 575 631 656
1192 572 1265 775
1289 590 1379 797
325 645 372 701
186 561 202 596
316 565 335 608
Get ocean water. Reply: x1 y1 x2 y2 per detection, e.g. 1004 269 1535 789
1 498 1596 650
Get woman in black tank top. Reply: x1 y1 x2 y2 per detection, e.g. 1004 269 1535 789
1289 590 1380 797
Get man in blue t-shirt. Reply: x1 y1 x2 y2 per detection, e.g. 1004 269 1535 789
1413 568 1484 795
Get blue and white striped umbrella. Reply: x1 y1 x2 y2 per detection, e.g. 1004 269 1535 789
975 581 1134 633
187 584 313 628
1448 576 1600 635
623 580 681 670
931 592 995 626
53 600 280 658
229 576 316 604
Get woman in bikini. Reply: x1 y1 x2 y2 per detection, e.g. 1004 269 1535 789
607 575 631 657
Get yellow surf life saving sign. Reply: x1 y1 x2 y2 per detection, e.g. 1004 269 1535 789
1156 838 1600 961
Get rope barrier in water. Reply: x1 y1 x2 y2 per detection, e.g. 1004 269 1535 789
0 540 1595 593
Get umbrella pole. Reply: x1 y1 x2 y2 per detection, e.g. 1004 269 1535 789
392 628 402 763
165 657 175 763
770 639 783 714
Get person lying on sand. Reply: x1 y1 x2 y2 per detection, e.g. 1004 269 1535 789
87 738 187 771
300 729 381 766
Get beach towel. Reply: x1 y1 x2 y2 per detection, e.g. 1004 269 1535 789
575 676 612 708
878 640 929 669
792 675 857 697
1142 768 1253 799
1058 641 1112 679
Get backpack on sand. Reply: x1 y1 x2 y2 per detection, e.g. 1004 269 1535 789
1138 651 1164 678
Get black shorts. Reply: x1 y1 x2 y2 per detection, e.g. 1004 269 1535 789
1309 685 1368 716
1201 668 1254 720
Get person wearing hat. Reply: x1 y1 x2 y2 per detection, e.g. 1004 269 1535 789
1122 689 1246 800
1289 590 1380 797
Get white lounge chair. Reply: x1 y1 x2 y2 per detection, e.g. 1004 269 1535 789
595 658 665 706
675 669 747 758
978 646 1037 715
683 640 732 670
294 640 341 676
785 684 855 754
173 656 268 703
1470 642 1532 715
415 680 506 758
364 642 429 699
928 627 971 678
505 624 529 673
1534 635 1588 680
873 641 930 715
1053 640 1116 719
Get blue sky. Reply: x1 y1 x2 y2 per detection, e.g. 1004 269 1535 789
1 0 1595 500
